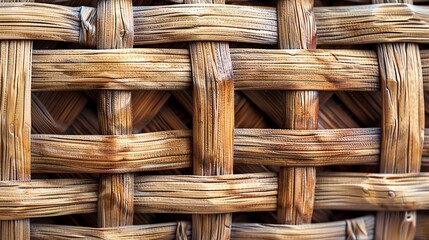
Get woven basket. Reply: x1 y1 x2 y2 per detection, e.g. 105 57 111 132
1 0 428 239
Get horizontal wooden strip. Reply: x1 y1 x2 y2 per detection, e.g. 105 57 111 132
32 128 380 173
30 215 374 239
134 173 429 213
315 4 429 45
234 128 380 166
31 130 192 173
31 222 182 239
134 4 429 45
133 5 277 45
32 49 192 91
0 179 97 220
1 173 429 219
31 128 429 173
231 49 379 90
134 173 278 214
315 173 429 211
31 48 379 91
232 215 374 239
0 3 84 43
27 48 429 91
2 3 429 45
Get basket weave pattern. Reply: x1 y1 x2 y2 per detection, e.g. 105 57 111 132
0 0 429 239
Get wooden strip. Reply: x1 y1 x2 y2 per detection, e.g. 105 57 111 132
31 131 192 173
231 49 379 91
31 128 379 173
187 0 234 238
31 128 380 173
31 222 185 240
133 173 429 213
375 44 422 239
96 0 134 228
0 3 85 43
133 4 429 45
31 48 379 91
29 127 429 171
315 3 429 45
0 2 32 236
377 45 423 173
0 174 428 219
314 173 429 211
276 0 317 225
30 216 374 240
234 128 380 166
32 49 192 91
0 41 32 180
372 0 424 237
134 173 277 214
232 216 374 239
133 4 277 45
0 179 98 220
2 3 429 45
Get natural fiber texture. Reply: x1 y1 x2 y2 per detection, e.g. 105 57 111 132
1 0 429 239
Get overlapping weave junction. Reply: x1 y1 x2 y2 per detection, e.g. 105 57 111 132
1 0 429 239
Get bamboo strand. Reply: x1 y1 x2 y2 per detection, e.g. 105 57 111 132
186 0 234 238
0 0 32 238
96 0 135 228
276 0 317 225
0 173 429 219
372 0 424 238
27 48 429 92
29 216 374 239
31 48 379 91
2 3 429 46
30 128 384 173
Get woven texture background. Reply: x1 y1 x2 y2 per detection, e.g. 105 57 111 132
1 0 429 239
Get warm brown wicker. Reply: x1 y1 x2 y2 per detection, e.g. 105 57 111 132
1 0 428 239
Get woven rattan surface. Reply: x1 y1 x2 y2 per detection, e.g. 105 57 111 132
1 0 429 239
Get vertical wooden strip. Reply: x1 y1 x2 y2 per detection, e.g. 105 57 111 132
276 0 318 225
0 0 32 237
374 43 424 239
186 0 234 239
373 0 423 239
96 0 135 228
0 37 32 239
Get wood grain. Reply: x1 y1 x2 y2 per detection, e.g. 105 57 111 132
372 0 424 237
31 222 185 240
232 216 374 239
30 216 374 239
31 48 379 91
375 43 423 240
135 173 429 213
96 0 135 228
31 128 381 173
2 4 429 46
0 173 428 219
134 4 429 45
276 0 317 225
0 0 33 235
31 48 429 92
134 173 277 214
0 3 87 43
31 131 192 173
187 0 234 238
0 179 98 220
133 4 277 45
